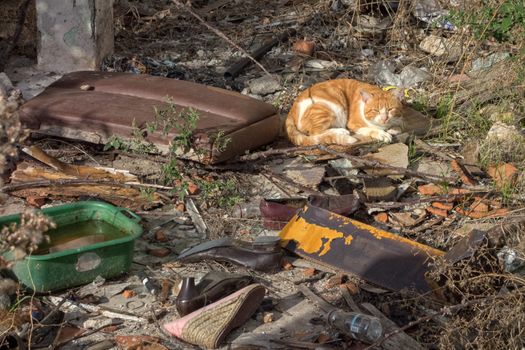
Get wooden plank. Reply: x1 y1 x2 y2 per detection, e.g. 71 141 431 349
360 303 424 350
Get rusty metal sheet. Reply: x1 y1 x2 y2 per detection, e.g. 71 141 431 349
279 205 444 293
19 71 280 164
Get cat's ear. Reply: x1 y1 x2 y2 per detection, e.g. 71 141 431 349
360 90 372 103
389 88 405 102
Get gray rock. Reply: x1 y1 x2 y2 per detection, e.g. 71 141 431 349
415 159 452 178
419 35 462 61
470 52 510 72
364 143 409 179
398 65 430 87
248 75 282 95
370 61 429 88
486 122 523 142
0 73 13 99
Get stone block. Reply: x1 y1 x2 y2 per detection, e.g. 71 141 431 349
36 0 114 72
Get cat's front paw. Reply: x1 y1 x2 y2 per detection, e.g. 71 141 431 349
372 130 393 143
387 128 402 135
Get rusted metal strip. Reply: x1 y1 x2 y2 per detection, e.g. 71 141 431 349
279 205 444 293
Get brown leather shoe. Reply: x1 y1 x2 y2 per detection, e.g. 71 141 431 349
176 271 254 316
260 197 307 230
176 236 282 272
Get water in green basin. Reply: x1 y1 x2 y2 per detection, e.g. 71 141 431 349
35 220 128 255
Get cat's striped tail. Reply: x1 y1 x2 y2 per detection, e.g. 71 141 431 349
285 113 314 146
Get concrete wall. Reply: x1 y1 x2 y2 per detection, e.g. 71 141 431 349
36 0 114 72
0 0 37 58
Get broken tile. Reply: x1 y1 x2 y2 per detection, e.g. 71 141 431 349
470 199 489 212
432 202 454 210
426 206 448 217
456 207 509 219
374 212 389 223
418 184 443 196
303 268 317 277
451 160 477 186
122 290 136 298
146 247 172 257
487 163 518 188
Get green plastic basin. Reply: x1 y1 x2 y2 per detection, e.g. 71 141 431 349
0 201 143 292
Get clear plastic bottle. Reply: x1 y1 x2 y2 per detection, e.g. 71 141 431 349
327 310 383 344
231 202 261 219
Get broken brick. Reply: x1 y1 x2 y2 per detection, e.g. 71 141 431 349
325 274 345 288
418 184 443 196
340 281 360 295
187 182 200 195
426 206 448 218
374 212 388 223
26 196 47 208
451 160 477 186
487 163 518 188
302 268 316 277
102 325 119 333
317 333 331 344
432 202 454 210
293 40 315 56
147 247 171 257
115 335 160 350
281 259 294 271
122 290 136 298
154 229 168 242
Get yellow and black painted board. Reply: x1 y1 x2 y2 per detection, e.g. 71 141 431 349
279 205 444 293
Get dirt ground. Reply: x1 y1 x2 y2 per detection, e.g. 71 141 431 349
1 0 525 349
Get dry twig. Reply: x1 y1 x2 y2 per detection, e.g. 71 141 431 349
172 0 272 77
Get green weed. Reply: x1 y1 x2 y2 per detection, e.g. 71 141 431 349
449 0 525 44
195 178 242 208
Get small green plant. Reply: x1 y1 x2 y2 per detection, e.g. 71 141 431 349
139 187 156 202
104 135 129 152
195 178 242 208
210 129 232 153
407 139 423 165
104 119 158 154
449 0 525 43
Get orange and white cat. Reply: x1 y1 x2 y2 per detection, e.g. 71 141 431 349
285 79 404 146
